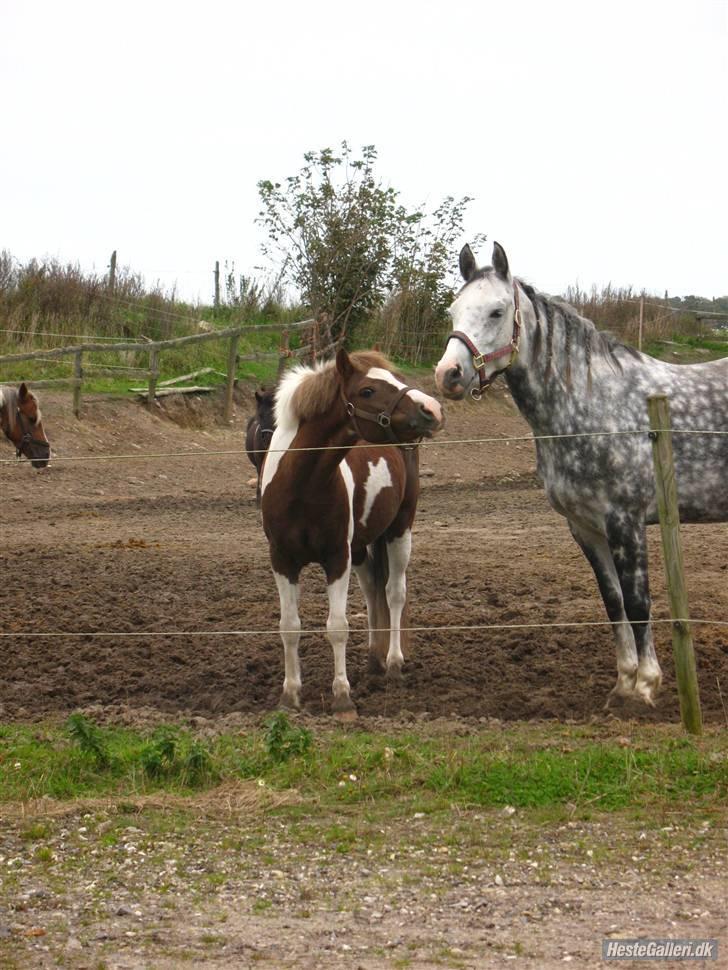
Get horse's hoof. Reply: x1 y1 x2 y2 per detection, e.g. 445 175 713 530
385 663 404 685
278 692 300 712
332 695 357 720
367 654 386 676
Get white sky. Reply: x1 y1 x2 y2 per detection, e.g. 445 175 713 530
2 0 726 304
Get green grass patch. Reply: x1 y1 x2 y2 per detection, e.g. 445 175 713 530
643 330 728 363
0 716 725 816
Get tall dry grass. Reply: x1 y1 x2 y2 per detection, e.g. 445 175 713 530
0 251 201 351
563 282 706 346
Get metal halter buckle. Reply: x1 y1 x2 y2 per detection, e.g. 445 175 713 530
472 353 485 370
377 413 391 428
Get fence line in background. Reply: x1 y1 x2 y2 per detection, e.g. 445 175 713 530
0 317 330 421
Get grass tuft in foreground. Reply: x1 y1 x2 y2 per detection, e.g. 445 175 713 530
0 715 725 818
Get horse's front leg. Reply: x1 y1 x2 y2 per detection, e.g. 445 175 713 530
325 559 356 720
272 570 302 710
606 516 663 707
568 518 639 705
383 530 412 682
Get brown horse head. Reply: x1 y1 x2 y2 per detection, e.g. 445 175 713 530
1 383 51 468
335 349 443 444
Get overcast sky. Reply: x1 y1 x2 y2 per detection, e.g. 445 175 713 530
2 0 726 304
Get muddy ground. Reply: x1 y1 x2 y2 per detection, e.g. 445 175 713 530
1 379 726 723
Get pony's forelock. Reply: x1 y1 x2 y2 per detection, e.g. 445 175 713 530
275 352 401 429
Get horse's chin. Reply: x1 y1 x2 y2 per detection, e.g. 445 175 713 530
439 384 467 401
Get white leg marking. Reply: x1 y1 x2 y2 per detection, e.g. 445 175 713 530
327 569 353 709
634 630 663 706
273 572 302 708
385 531 412 673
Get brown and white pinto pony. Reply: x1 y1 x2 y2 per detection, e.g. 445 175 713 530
0 383 51 468
260 349 443 718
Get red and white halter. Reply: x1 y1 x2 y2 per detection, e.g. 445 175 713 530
448 282 523 399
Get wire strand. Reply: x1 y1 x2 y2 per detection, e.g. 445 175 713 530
1 617 726 639
2 428 727 465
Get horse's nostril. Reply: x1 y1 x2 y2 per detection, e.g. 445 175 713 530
418 404 436 424
446 365 462 385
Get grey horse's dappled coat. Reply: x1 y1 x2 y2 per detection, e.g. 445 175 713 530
436 242 728 707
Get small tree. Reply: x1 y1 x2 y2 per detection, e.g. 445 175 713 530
257 143 484 351
258 143 408 342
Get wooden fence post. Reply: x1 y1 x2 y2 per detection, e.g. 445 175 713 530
277 329 289 379
638 293 645 352
647 394 703 735
147 348 160 409
73 350 83 418
214 261 220 309
109 250 117 293
224 333 239 423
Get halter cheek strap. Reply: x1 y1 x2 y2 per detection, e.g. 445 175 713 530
344 386 413 445
448 282 522 399
13 410 51 460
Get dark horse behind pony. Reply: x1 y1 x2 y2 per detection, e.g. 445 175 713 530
1 383 51 468
245 386 276 504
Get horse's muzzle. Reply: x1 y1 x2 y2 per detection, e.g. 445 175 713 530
25 441 51 468
435 363 467 400
409 404 443 438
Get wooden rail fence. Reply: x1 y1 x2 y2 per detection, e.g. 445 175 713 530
0 318 342 420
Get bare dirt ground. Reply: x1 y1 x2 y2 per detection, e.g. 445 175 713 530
1 379 727 969
1 379 726 723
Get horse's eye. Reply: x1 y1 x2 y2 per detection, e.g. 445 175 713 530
360 387 375 398
491 309 504 319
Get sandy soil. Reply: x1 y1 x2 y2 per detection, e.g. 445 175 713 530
1 379 726 724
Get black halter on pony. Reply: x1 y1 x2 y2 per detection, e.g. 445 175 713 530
342 385 421 447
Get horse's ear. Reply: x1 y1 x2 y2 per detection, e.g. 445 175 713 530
459 244 477 283
255 388 263 403
335 347 355 383
492 242 510 281
18 382 29 401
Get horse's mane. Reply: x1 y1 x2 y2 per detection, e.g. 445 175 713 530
517 278 641 386
275 351 399 428
0 386 18 432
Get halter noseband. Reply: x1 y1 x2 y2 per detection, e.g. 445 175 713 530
10 408 50 461
448 282 522 400
344 385 414 445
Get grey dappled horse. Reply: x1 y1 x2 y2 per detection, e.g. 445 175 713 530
435 242 728 708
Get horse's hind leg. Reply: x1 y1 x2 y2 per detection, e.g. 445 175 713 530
568 518 639 705
272 571 302 710
352 552 384 674
383 530 412 682
606 516 662 707
325 562 357 720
